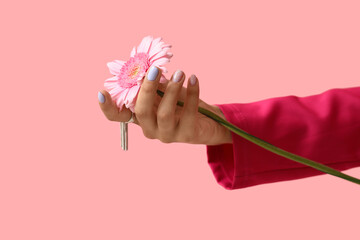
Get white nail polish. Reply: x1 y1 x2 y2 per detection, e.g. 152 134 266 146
190 75 197 85
172 70 184 82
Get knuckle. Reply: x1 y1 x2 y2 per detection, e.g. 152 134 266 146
157 110 172 122
142 129 156 139
166 83 180 93
140 85 153 95
181 132 194 143
135 108 149 119
158 135 173 143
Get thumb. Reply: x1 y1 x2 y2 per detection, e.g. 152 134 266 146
98 90 137 123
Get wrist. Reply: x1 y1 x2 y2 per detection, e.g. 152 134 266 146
210 105 233 144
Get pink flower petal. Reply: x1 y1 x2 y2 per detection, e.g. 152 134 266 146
137 36 154 54
151 57 170 66
160 75 168 83
114 60 125 65
104 76 118 82
130 46 136 57
104 76 118 89
124 85 140 106
150 37 162 49
157 66 168 73
129 104 135 113
149 49 171 62
148 38 165 58
126 86 141 112
162 44 172 49
116 88 130 110
107 60 125 75
109 86 126 99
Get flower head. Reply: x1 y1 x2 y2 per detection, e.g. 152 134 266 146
104 36 173 112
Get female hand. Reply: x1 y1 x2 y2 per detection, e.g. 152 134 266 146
98 67 232 145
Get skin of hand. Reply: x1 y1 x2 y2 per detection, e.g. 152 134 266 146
98 67 233 145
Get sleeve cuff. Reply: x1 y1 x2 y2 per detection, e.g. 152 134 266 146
206 103 250 190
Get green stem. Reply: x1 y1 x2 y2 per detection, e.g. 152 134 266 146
157 89 360 185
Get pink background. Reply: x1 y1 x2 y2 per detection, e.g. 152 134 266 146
1 0 359 239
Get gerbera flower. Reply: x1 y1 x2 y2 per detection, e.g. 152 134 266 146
104 36 173 112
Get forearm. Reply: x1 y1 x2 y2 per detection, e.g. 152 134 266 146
206 87 360 190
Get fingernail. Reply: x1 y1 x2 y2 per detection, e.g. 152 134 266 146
98 92 105 103
173 70 184 82
190 74 197 85
148 66 159 81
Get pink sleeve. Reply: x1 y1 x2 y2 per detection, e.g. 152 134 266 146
206 86 360 190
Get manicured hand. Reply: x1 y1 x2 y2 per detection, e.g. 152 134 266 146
98 66 232 145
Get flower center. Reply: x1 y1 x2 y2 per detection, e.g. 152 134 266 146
129 66 140 79
118 53 150 88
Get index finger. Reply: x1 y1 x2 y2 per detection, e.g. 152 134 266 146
135 66 162 129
